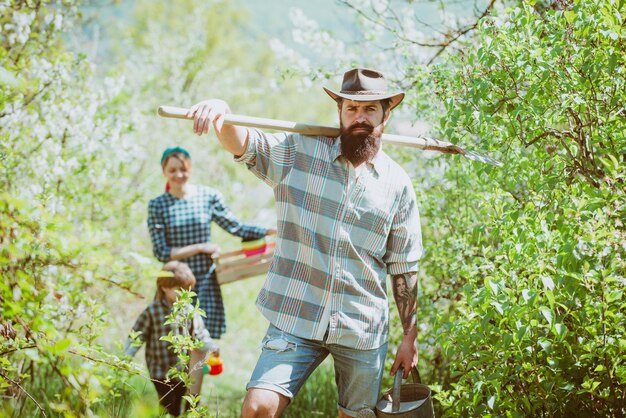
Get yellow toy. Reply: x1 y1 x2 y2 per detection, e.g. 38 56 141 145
202 352 223 375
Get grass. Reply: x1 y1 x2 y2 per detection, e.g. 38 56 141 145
284 360 338 418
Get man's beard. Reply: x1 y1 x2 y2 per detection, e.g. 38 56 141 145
339 122 383 166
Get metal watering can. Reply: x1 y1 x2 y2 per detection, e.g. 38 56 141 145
374 366 434 418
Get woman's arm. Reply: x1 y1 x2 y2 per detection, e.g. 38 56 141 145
169 243 220 260
147 200 172 263
210 190 271 240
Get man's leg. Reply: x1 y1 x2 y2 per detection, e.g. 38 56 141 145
241 388 290 418
242 324 328 418
330 342 387 417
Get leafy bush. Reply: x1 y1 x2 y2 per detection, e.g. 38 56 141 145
405 1 626 416
1 1 144 415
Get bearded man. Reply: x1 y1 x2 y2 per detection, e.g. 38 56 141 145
188 68 423 418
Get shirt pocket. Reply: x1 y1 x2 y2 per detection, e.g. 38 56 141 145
344 206 391 259
343 182 392 256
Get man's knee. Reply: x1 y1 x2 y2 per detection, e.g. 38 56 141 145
241 401 274 418
241 388 289 418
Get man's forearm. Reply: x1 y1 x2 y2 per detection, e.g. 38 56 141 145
216 124 249 156
391 272 417 336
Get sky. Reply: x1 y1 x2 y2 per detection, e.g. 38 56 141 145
239 0 491 48
74 0 490 68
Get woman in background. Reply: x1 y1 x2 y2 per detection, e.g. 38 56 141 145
148 146 274 338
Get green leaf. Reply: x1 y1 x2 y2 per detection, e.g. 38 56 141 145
485 277 499 296
554 323 568 339
540 307 554 325
541 276 555 291
51 338 72 354
608 290 623 303
492 301 504 315
516 326 528 342
539 339 553 354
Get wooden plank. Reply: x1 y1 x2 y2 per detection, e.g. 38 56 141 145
217 264 267 285
215 246 275 285
217 251 273 270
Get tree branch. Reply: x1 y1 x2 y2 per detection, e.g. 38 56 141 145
427 0 498 65
0 370 48 417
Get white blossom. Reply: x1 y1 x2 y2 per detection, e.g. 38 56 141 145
3 10 35 46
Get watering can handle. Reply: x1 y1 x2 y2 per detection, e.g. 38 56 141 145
392 366 404 412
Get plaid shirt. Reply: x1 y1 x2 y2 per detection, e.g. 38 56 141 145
235 130 422 349
147 186 267 337
124 297 218 379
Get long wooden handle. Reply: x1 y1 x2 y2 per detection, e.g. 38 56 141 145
158 105 464 154
157 105 503 166
159 105 340 138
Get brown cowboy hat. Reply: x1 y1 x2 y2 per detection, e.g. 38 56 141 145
323 68 405 111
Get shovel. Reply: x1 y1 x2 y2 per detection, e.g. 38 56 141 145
157 105 502 167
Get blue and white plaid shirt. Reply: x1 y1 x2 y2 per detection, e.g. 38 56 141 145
236 130 422 349
147 186 267 337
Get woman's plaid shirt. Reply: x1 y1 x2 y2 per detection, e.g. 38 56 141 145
148 186 267 275
147 186 267 337
124 298 217 379
235 130 423 350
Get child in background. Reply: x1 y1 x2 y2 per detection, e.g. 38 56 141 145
124 260 219 416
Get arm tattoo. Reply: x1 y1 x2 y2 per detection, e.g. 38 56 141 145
391 272 417 335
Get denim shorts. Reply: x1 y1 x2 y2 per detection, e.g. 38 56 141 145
246 324 387 417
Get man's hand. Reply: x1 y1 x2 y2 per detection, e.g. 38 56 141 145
186 99 249 156
187 99 231 136
391 332 418 379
